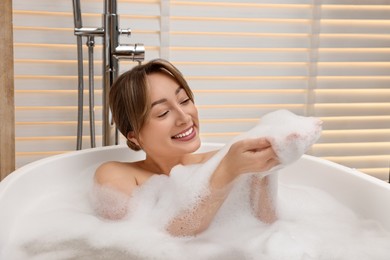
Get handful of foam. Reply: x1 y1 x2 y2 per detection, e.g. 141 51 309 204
241 109 322 167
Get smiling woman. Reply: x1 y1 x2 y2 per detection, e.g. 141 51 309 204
108 59 198 152
95 59 280 236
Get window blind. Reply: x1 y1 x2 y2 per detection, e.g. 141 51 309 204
13 0 390 180
313 1 390 179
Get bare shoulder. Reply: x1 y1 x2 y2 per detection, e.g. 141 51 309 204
94 161 147 196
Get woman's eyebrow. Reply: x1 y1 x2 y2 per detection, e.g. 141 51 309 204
151 87 183 108
151 98 167 108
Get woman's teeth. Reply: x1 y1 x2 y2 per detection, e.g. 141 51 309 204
173 127 193 139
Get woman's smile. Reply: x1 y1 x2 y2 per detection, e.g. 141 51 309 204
172 125 196 141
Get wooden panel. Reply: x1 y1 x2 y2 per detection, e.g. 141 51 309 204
0 0 15 180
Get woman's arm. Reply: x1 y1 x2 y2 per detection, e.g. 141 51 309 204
249 174 278 224
166 138 279 236
93 162 137 219
165 156 233 236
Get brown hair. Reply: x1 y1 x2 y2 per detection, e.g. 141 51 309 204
109 59 194 151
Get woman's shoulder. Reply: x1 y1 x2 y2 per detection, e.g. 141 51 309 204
94 161 151 195
95 161 135 178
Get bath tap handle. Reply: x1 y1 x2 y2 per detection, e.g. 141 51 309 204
119 28 131 37
74 27 104 37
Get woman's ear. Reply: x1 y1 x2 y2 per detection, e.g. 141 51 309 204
127 131 140 146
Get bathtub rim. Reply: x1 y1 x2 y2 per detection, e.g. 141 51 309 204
2 143 389 217
2 143 387 191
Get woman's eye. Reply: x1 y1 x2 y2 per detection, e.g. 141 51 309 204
157 111 169 118
180 98 191 105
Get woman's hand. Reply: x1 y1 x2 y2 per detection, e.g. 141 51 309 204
210 138 279 189
226 138 278 175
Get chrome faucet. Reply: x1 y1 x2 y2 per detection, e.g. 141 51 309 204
72 0 145 149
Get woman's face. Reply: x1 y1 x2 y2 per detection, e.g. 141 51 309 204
136 72 201 157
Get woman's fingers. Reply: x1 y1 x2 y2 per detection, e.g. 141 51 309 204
226 138 280 175
239 138 271 152
265 157 280 171
253 146 279 171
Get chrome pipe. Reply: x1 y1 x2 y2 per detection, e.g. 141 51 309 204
102 0 118 146
106 0 117 14
75 35 84 150
87 36 96 148
102 2 117 146
73 0 84 150
72 0 82 29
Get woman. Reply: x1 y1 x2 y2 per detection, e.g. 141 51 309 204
95 59 279 236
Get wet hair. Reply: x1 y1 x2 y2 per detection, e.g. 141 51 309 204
109 59 194 151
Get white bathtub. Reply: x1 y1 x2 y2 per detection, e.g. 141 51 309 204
1 143 390 256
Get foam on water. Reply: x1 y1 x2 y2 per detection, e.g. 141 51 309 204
2 110 390 259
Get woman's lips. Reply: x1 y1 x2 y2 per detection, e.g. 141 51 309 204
172 126 196 141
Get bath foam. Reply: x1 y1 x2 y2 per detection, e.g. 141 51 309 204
4 109 390 259
7 180 390 260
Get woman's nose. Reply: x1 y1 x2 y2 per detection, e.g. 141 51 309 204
175 107 191 125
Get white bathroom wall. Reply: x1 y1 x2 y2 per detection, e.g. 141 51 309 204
13 0 390 180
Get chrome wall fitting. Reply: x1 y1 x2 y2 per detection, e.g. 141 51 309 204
72 0 145 149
